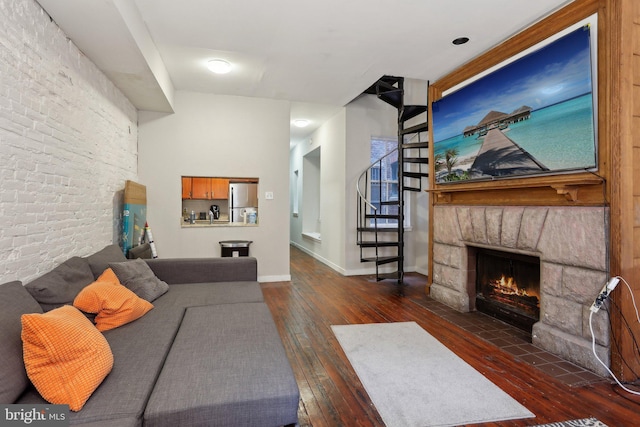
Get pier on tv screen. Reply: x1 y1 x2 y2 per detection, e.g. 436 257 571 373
431 25 596 184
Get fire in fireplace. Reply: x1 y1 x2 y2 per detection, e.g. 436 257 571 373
475 248 540 333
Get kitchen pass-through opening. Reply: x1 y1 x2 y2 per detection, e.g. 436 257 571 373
473 248 540 333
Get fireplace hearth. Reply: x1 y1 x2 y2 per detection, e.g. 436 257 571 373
475 248 540 333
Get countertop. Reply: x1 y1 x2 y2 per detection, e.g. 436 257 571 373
180 216 258 228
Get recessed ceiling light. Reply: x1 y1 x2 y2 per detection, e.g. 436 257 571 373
293 119 310 128
452 37 470 46
207 59 232 74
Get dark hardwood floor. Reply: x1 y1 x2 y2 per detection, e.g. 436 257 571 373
261 246 640 427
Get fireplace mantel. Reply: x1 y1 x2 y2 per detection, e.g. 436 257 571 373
428 174 605 205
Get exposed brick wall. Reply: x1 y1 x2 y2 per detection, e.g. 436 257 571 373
0 0 138 283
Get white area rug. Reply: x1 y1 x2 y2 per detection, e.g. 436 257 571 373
332 321 534 427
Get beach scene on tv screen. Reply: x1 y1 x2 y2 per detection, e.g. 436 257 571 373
432 26 596 184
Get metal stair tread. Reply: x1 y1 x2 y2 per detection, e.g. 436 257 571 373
401 122 428 135
404 157 429 164
378 91 402 109
357 227 399 233
401 105 427 122
365 214 400 219
360 256 401 265
403 171 429 178
363 76 402 94
402 141 429 149
357 241 400 247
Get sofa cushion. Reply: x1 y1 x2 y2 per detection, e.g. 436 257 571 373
145 257 258 285
73 268 153 332
109 258 169 302
127 243 152 259
161 281 265 306
144 303 299 427
86 244 127 279
21 305 114 411
0 281 43 403
24 257 95 312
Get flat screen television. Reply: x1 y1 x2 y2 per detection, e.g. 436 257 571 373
431 22 597 184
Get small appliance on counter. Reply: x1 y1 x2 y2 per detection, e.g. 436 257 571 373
242 207 257 224
210 204 220 220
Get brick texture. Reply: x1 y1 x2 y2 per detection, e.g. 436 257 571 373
0 0 138 283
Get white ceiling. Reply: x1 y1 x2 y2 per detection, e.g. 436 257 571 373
35 0 573 143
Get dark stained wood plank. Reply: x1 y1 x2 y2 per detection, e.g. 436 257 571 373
262 246 640 427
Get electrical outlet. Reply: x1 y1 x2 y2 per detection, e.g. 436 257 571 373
590 291 607 313
590 277 619 313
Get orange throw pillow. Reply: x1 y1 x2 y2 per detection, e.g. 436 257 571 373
21 305 114 411
73 268 153 331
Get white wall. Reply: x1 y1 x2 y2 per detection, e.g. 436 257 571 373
290 110 348 272
301 147 321 235
138 91 291 282
0 0 138 284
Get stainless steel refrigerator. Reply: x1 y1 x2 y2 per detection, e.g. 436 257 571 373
229 183 259 223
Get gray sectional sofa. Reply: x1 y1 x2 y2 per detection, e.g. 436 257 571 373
0 245 299 427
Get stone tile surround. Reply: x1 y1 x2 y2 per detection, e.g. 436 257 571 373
430 205 611 375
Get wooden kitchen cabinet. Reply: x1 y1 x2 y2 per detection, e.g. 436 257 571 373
191 177 211 199
211 178 229 199
182 177 192 199
186 177 229 199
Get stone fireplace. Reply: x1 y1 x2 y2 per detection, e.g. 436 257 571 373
430 205 611 375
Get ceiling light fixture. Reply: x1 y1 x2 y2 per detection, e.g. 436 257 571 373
293 119 310 128
452 37 470 46
207 59 232 74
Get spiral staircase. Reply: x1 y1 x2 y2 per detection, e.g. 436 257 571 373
356 76 429 293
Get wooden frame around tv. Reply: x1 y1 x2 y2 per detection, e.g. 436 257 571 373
428 0 606 207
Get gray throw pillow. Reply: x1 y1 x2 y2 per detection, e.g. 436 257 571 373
127 243 152 260
24 257 95 312
0 281 43 403
86 244 127 279
109 259 169 302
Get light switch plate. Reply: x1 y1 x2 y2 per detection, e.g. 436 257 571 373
265 191 274 200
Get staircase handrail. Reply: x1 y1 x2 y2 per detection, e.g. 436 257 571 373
356 147 399 211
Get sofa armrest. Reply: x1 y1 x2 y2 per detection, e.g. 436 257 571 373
144 257 258 285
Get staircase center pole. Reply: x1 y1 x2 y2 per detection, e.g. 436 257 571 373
397 79 405 290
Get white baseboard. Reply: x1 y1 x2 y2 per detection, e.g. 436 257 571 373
258 274 292 283
290 241 346 275
343 265 418 276
415 266 429 276
291 242 425 279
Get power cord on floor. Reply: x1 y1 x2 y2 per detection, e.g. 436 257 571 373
589 276 640 395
